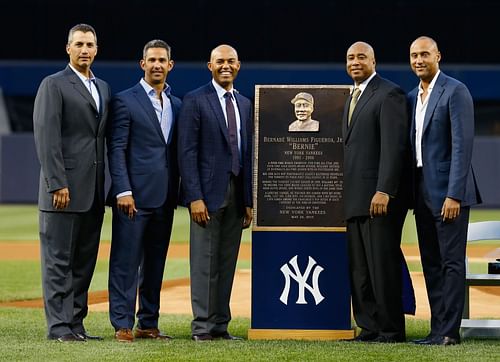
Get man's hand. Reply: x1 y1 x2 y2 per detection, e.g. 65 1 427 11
441 197 461 222
190 199 210 227
52 187 70 209
117 195 137 219
370 191 390 218
243 207 253 229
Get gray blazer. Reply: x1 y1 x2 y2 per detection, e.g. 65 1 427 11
33 65 111 212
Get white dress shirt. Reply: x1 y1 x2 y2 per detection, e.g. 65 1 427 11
415 70 440 167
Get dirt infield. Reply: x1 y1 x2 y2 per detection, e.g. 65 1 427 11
1 242 498 320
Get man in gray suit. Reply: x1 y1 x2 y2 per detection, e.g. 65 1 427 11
33 23 111 342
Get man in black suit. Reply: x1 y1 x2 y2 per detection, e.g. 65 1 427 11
33 23 110 342
342 41 410 343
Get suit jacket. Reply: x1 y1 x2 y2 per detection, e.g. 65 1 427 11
409 71 481 211
177 82 253 213
342 74 410 219
106 82 182 209
33 65 111 212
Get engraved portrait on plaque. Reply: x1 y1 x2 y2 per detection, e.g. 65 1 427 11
288 92 320 132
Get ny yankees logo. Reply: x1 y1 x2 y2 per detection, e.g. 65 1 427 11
279 255 325 305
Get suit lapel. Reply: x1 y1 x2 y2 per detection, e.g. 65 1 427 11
66 68 99 114
422 73 446 135
342 96 350 142
235 92 247 153
409 88 418 151
134 84 166 144
207 85 231 146
167 95 180 145
95 79 108 135
344 76 378 142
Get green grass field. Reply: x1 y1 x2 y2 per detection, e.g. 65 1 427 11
1 204 499 244
0 204 251 243
0 205 499 360
0 308 499 361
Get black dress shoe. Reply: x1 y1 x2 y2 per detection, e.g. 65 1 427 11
75 332 104 341
369 335 404 343
412 334 435 345
213 332 243 340
429 336 460 346
54 333 86 342
192 334 214 342
346 332 379 342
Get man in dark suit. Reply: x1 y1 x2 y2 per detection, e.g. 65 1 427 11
342 41 410 343
33 23 110 342
178 44 253 341
106 40 181 343
408 36 481 346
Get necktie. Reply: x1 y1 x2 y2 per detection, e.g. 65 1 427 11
348 87 361 125
224 92 240 176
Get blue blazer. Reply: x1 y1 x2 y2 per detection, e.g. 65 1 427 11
106 82 182 208
409 72 481 211
177 82 253 213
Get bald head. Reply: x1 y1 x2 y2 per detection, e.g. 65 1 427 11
208 44 241 90
210 44 238 62
410 36 441 83
347 41 375 59
346 41 376 84
410 36 439 53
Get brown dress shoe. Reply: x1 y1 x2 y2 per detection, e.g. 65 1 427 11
115 328 134 343
135 327 173 340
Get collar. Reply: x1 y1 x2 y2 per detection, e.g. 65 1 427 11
68 63 96 83
140 78 171 97
212 79 235 99
418 70 440 95
353 72 376 93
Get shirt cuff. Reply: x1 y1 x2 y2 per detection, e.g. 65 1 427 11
376 191 393 198
116 191 132 199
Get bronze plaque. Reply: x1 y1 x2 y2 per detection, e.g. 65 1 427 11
254 85 351 230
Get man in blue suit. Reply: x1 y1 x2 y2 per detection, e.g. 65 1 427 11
106 40 181 342
178 44 253 341
408 36 481 346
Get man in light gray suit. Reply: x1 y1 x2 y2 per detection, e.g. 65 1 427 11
33 23 111 342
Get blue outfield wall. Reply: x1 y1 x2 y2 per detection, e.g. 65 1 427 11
2 61 500 100
2 134 498 207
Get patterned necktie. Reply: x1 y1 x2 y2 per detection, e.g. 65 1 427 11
348 87 361 125
224 92 240 176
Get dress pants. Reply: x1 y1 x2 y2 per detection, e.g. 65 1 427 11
347 204 406 340
108 204 174 330
190 176 244 336
39 199 103 338
415 169 469 339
